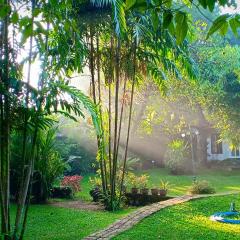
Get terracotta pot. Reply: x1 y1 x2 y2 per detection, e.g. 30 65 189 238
151 188 159 196
131 187 139 194
140 188 149 195
159 189 167 197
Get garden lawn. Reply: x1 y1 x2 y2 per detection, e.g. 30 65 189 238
79 168 240 200
76 168 240 201
135 168 240 196
114 194 240 240
75 173 94 201
9 205 133 240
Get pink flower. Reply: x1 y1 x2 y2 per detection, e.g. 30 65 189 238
61 175 83 193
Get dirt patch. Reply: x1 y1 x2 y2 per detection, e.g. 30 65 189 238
49 200 105 211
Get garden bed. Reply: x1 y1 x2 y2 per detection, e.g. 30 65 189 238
125 193 173 206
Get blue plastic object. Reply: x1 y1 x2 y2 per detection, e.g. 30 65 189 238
210 211 240 224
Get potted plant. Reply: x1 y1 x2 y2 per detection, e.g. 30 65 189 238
151 186 159 196
89 177 102 201
159 180 171 197
127 172 139 194
139 174 149 195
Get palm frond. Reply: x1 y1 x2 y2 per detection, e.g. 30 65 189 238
91 0 127 36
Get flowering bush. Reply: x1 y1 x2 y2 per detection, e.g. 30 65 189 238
61 175 83 193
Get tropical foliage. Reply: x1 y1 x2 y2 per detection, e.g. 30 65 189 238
0 0 239 239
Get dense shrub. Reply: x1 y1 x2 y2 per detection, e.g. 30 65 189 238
55 135 97 175
208 159 240 169
50 186 73 199
188 180 216 194
10 129 68 203
164 139 191 174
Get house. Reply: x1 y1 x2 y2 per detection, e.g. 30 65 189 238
207 133 240 161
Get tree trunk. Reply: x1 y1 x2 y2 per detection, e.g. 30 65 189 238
119 41 137 202
89 25 107 194
0 1 11 237
110 38 120 210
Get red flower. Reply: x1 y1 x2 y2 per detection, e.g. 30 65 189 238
61 175 83 193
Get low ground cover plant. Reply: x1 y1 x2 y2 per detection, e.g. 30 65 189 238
188 180 216 194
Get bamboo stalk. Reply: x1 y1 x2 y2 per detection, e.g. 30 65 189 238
116 75 127 160
111 38 120 209
0 12 7 234
96 34 108 190
89 25 107 194
18 20 51 240
119 41 137 202
1 0 11 237
14 2 37 238
108 35 114 190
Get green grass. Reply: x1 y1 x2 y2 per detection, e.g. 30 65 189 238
75 173 94 201
134 168 240 196
74 168 240 201
114 194 240 240
10 205 133 240
5 168 240 239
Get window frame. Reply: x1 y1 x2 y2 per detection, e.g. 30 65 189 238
211 134 223 154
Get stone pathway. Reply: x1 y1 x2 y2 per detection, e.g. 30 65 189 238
83 191 240 240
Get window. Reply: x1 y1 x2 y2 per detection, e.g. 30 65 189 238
231 147 240 157
211 134 223 154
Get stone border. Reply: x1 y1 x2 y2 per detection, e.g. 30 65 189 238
83 191 240 240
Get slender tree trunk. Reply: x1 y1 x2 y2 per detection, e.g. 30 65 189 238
17 20 51 240
119 42 137 202
14 1 36 237
89 25 107 193
116 75 127 158
108 35 114 189
96 34 108 188
18 127 38 240
0 1 11 237
111 38 120 209
0 12 6 235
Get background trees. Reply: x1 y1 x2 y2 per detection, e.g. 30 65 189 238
0 1 99 239
0 0 240 239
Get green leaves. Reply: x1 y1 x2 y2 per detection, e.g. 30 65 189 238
0 3 11 19
229 15 240 37
112 0 127 36
198 0 230 12
11 11 19 24
198 0 216 11
207 14 240 38
163 11 173 29
151 11 159 31
125 0 136 10
175 12 188 45
207 14 230 38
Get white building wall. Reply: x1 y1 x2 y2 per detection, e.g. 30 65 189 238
207 137 235 161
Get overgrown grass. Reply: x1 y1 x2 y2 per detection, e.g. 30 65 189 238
9 205 133 240
114 194 240 240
